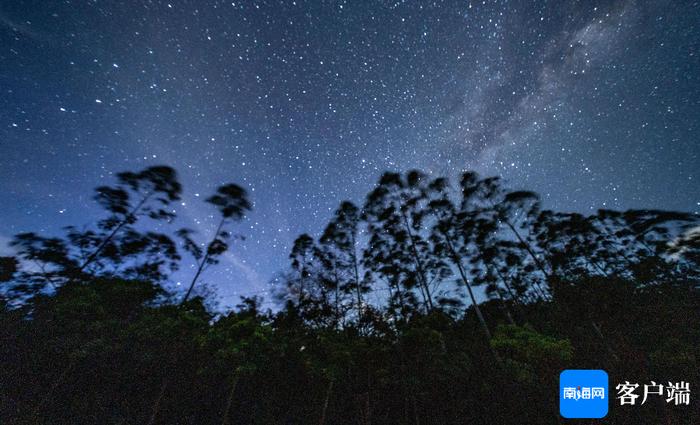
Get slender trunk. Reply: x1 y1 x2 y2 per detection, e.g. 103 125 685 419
147 375 170 425
590 321 620 363
415 280 430 312
333 267 341 328
399 355 410 425
503 220 550 279
297 251 309 306
35 262 58 290
183 216 225 303
441 230 499 361
221 373 240 425
79 192 153 272
494 268 530 325
384 278 404 326
358 368 372 425
494 286 516 325
152 216 227 423
399 344 421 425
350 232 363 323
385 279 395 317
318 379 334 425
400 211 433 311
364 388 372 425
532 279 551 301
412 394 420 425
79 221 126 273
31 361 74 419
494 268 522 305
586 257 609 277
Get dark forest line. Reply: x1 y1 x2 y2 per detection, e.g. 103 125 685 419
1 166 698 424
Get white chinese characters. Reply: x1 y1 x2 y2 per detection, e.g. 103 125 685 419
562 386 606 400
615 381 690 406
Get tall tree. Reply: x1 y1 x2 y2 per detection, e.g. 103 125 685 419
148 183 251 425
80 166 182 273
319 201 368 325
8 166 182 301
460 173 549 281
180 183 252 303
363 171 445 313
425 176 498 355
283 234 338 327
288 234 316 308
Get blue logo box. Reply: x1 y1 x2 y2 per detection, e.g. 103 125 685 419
559 369 609 419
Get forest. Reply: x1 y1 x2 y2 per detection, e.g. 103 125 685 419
1 165 698 424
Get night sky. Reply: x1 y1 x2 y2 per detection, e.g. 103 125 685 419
1 0 698 309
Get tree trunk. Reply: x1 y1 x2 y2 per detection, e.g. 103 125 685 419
495 286 516 325
221 373 240 425
31 360 74 420
411 394 420 425
183 216 226 303
503 220 550 279
400 211 433 311
149 218 230 423
494 268 523 305
590 321 620 363
147 375 170 425
532 279 551 301
333 268 341 328
351 232 364 324
78 192 153 272
386 281 403 326
494 268 530 325
441 230 500 362
318 379 334 425
365 371 372 425
150 286 210 424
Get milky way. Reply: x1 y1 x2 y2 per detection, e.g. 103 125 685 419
1 0 698 308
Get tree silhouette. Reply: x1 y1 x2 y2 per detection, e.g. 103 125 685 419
7 166 182 302
319 201 368 326
3 165 700 425
425 176 496 347
180 183 251 303
363 171 445 313
460 173 550 283
146 183 251 425
288 234 316 307
80 166 182 272
315 235 350 328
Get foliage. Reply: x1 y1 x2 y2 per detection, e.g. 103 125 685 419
1 166 698 424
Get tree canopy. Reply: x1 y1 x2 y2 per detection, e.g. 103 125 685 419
1 166 698 424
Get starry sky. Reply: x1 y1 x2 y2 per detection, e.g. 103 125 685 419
1 0 698 309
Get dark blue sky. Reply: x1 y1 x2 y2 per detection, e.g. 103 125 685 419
1 0 698 308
